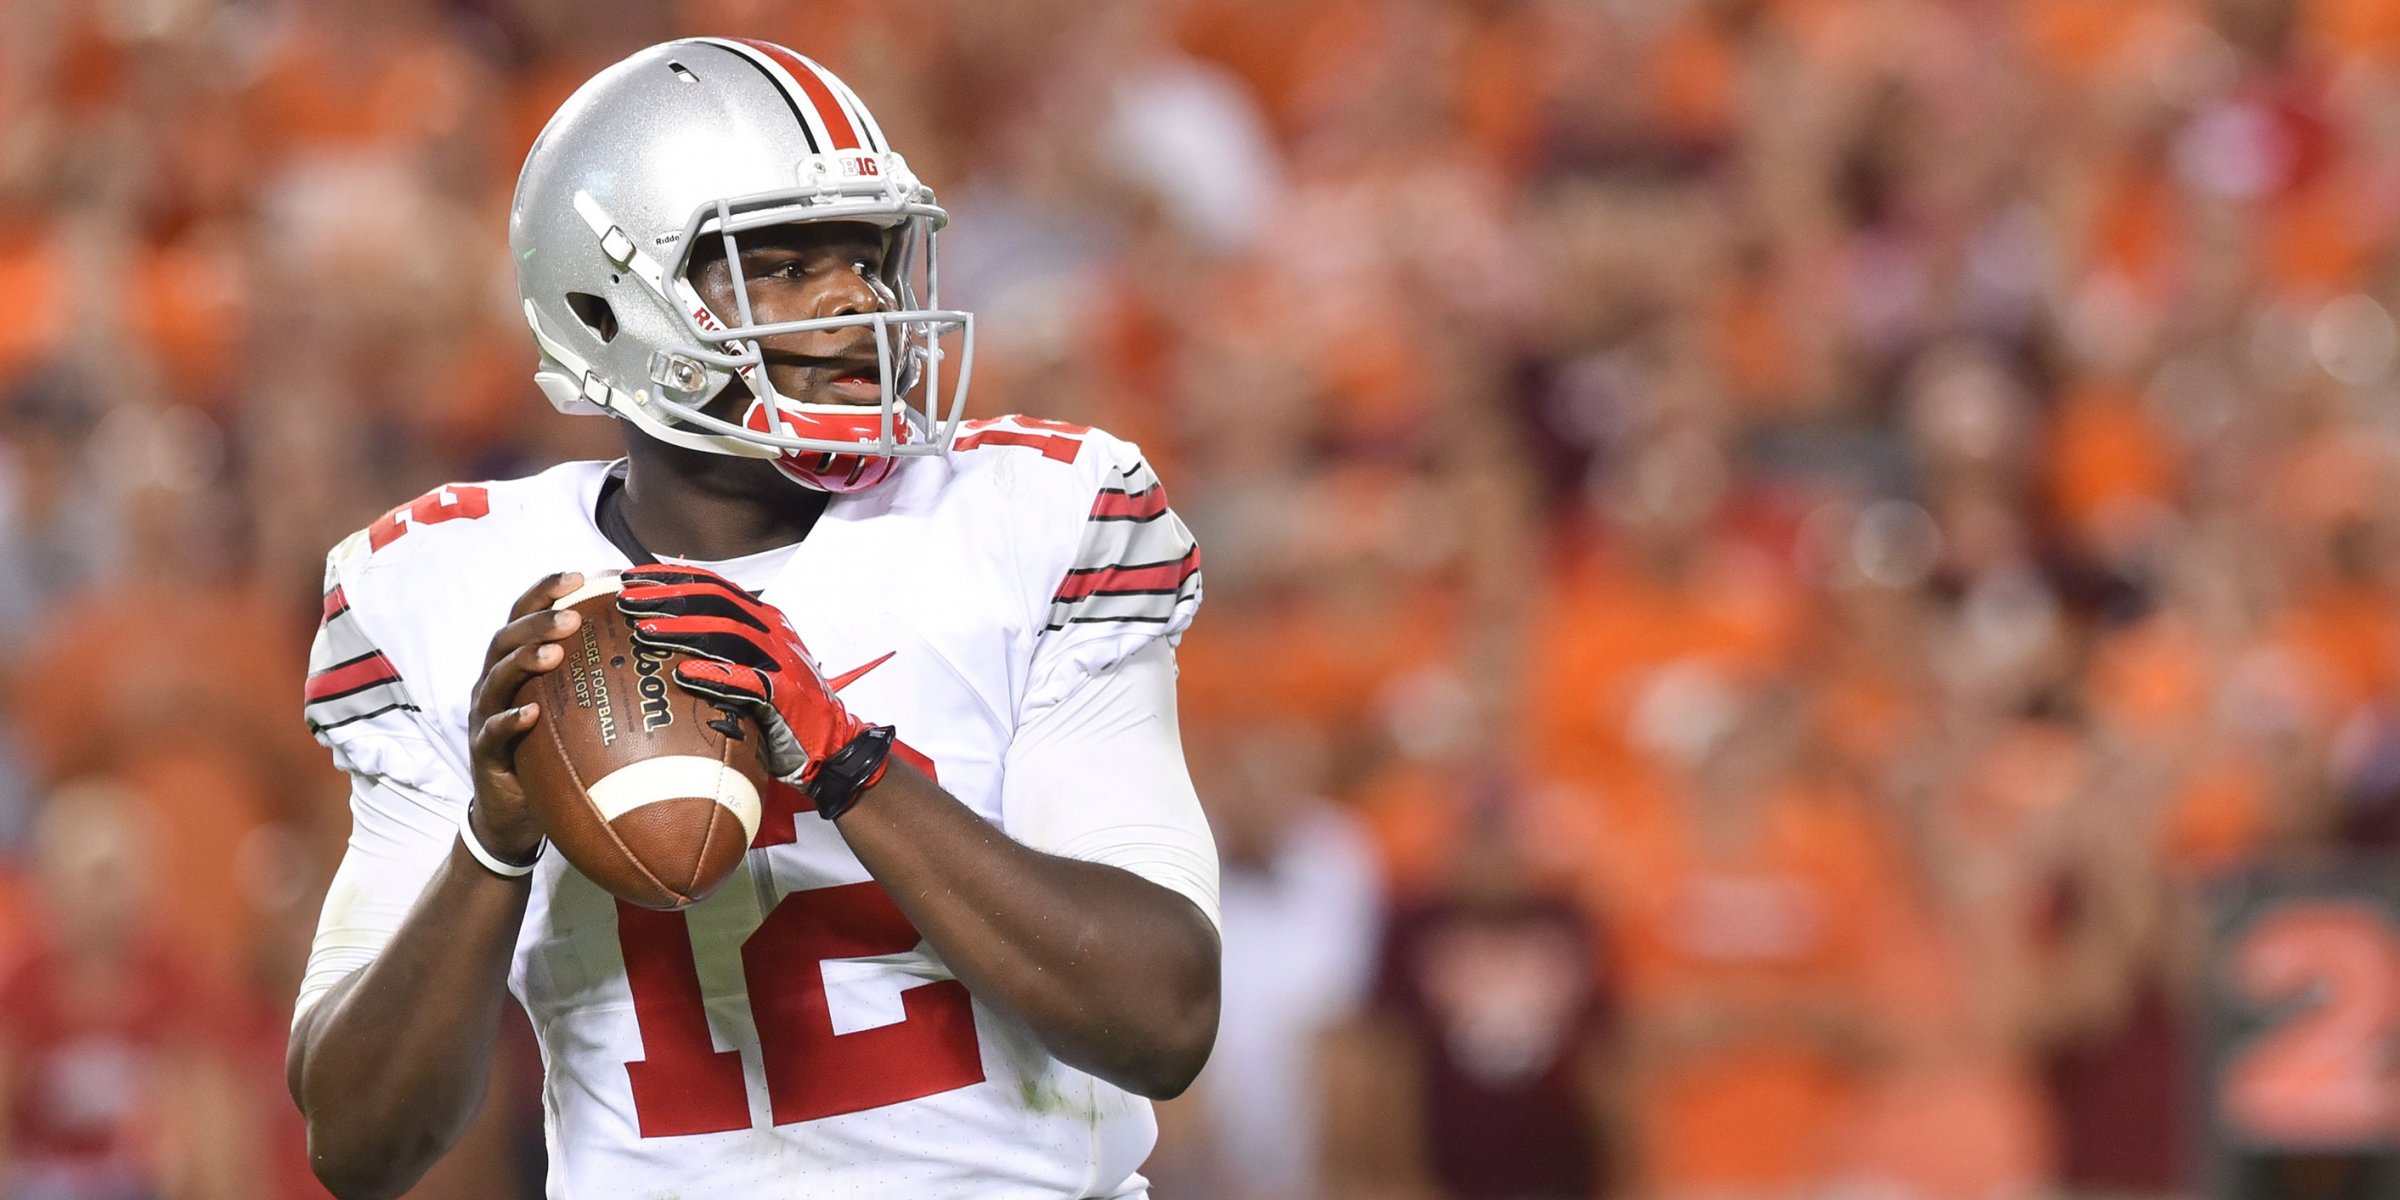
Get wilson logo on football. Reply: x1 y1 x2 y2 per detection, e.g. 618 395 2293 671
634 645 677 732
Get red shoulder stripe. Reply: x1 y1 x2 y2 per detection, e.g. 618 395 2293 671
741 40 862 150
1054 547 1201 602
306 652 402 703
1090 484 1170 521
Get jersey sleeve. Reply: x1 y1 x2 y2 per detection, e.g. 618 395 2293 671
294 541 477 1022
1001 638 1219 930
988 427 1215 923
1021 432 1203 722
306 563 417 738
294 742 474 1022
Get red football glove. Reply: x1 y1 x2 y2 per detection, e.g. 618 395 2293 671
615 565 880 788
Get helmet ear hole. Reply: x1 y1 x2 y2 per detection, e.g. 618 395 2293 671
565 292 619 343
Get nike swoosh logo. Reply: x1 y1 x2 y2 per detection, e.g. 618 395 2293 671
826 651 895 692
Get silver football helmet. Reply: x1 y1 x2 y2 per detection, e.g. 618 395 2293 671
511 38 972 492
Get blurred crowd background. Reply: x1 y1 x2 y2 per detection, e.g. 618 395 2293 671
5 0 2400 1197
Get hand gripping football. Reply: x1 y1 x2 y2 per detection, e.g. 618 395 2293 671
512 573 768 909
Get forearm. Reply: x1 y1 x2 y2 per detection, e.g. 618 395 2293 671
835 760 1220 1097
286 842 529 1200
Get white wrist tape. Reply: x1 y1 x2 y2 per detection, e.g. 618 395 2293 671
458 808 544 878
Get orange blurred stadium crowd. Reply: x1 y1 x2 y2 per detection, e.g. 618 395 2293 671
4 0 2400 1197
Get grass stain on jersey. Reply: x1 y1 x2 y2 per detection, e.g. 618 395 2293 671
1019 1077 1062 1114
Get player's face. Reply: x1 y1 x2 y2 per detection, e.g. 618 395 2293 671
685 221 896 411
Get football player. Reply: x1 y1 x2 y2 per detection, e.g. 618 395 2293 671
285 38 1220 1199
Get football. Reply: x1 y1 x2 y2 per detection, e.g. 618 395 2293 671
512 573 768 909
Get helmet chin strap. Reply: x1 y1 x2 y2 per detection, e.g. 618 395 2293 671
525 301 782 460
545 192 839 461
529 298 908 483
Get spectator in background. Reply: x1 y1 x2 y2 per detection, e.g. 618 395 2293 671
0 781 252 1200
1322 799 1618 1200
1156 725 1384 1200
0 369 122 650
1598 675 1897 1200
2031 772 2200 1200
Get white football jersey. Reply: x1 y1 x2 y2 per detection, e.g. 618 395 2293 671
298 417 1214 1199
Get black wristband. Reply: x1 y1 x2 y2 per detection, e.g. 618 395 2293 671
808 725 895 821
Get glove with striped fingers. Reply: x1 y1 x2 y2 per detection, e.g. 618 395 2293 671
614 565 889 802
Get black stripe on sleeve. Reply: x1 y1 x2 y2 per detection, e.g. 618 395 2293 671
306 701 422 735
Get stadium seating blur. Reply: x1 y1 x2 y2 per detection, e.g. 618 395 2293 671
4 0 2400 1196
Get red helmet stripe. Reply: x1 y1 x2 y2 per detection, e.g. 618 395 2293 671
700 37 830 152
737 40 862 151
822 73 888 153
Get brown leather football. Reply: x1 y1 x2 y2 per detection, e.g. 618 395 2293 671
512 574 767 910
